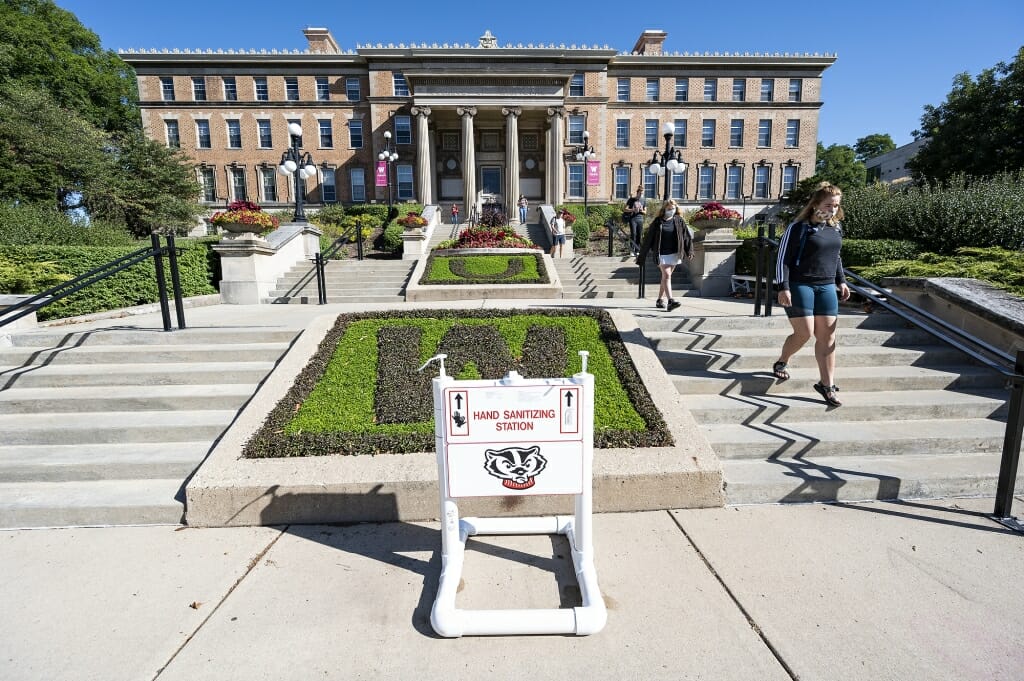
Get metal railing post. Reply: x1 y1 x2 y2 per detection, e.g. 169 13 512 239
638 258 645 299
994 350 1024 523
765 224 777 317
753 224 765 317
150 233 172 332
357 228 364 261
165 233 186 329
607 220 614 257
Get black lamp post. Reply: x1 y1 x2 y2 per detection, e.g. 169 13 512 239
648 121 685 201
573 130 595 216
278 122 317 223
378 130 398 210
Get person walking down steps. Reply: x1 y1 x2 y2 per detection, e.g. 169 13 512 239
549 209 567 258
450 203 460 225
636 199 692 312
772 181 851 407
517 195 529 224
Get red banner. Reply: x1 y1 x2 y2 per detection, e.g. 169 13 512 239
375 161 388 187
586 160 600 186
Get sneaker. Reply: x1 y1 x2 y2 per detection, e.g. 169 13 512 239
655 299 665 309
666 299 681 311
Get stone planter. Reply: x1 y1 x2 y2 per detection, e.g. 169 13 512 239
218 221 272 236
691 218 740 243
692 218 741 230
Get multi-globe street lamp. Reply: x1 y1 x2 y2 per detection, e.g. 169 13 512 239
573 130 595 216
647 121 685 202
378 130 399 210
278 122 317 223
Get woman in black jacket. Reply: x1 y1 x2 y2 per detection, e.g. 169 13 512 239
636 199 693 312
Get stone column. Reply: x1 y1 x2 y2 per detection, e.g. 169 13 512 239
546 107 565 207
502 106 521 222
411 106 433 206
458 106 477 220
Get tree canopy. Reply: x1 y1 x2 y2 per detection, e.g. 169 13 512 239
854 134 896 163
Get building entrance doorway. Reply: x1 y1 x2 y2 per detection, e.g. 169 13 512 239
481 167 502 196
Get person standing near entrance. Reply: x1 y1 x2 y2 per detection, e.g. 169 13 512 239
625 185 647 256
517 195 529 224
772 181 851 407
636 199 692 311
451 203 460 225
550 210 566 258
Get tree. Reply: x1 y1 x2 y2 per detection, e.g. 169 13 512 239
910 46 1024 182
854 133 896 163
812 142 867 190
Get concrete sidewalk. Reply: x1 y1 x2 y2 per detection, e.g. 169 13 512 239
2 497 1022 681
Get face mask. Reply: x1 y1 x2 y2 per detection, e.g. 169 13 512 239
814 207 837 221
664 208 676 218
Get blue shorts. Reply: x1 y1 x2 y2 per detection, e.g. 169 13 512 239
785 282 839 318
552 234 566 245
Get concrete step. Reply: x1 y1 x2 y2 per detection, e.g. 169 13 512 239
648 326 936 350
0 478 186 527
0 342 291 366
721 452 1024 505
0 410 237 445
269 294 406 305
0 384 253 414
635 311 905 332
657 344 972 371
275 278 410 288
5 327 298 348
0 361 276 388
0 442 210 481
703 417 1006 460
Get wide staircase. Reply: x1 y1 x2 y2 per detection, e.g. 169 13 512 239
552 255 693 300
635 310 1015 504
269 258 414 304
0 325 300 527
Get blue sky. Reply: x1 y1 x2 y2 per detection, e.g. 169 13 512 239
59 0 1023 149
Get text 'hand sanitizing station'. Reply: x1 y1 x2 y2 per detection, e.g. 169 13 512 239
420 351 606 637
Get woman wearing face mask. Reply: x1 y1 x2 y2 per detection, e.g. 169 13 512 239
636 199 693 311
773 182 851 406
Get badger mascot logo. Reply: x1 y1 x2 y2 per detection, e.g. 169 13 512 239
483 446 547 490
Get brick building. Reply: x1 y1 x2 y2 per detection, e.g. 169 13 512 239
120 28 835 222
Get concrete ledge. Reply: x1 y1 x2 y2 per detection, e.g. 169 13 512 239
404 250 564 302
37 294 222 328
185 308 724 526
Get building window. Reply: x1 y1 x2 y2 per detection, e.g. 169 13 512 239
160 77 175 101
569 73 584 96
316 77 330 101
568 164 584 198
786 119 800 147
616 120 629 147
481 131 499 151
674 119 687 147
285 77 299 101
442 132 459 151
643 166 657 199
257 120 272 148
395 115 412 144
165 120 180 148
318 119 333 148
698 166 715 199
645 119 658 147
254 77 269 101
782 165 798 194
757 119 772 147
230 167 247 201
199 167 216 202
568 115 585 144
350 167 366 202
701 119 715 147
346 77 360 101
521 133 538 151
617 78 630 102
754 165 770 199
646 78 660 101
321 168 337 203
670 169 685 199
287 119 302 147
396 165 413 200
191 77 206 101
222 77 237 101
726 165 742 199
729 120 744 147
392 72 409 96
196 120 211 149
732 78 746 102
260 167 277 202
226 119 242 149
760 78 774 101
789 78 802 102
675 78 688 102
704 77 717 102
614 166 630 199
349 120 363 148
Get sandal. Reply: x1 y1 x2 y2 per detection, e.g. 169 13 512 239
813 382 842 407
772 361 790 381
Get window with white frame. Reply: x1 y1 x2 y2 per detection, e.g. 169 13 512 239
350 167 366 202
732 78 746 101
254 77 268 101
285 77 299 101
645 119 658 147
789 78 802 102
698 166 715 199
222 77 237 101
396 164 413 200
643 166 657 199
392 72 409 96
754 165 770 198
614 166 630 199
192 77 206 101
704 77 717 101
726 165 742 199
646 78 660 101
675 78 688 101
260 167 277 202
230 167 247 201
674 119 687 146
729 119 744 147
160 77 175 101
257 120 272 148
346 77 360 101
568 115 585 144
196 120 211 148
321 168 337 203
786 119 800 147
394 115 412 144
616 120 629 147
568 164 584 198
349 120 363 148
199 167 216 202
702 119 716 147
760 78 774 101
318 119 333 148
782 165 798 194
569 73 584 96
316 77 330 101
165 120 180 148
670 169 685 199
617 77 630 102
757 119 771 147
226 119 242 148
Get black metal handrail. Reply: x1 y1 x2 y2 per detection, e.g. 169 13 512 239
311 222 365 305
0 233 185 332
605 218 639 259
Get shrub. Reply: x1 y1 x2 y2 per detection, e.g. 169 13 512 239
0 256 70 293
308 204 346 230
840 239 921 268
380 224 404 253
478 204 507 228
435 226 538 250
347 204 390 223
0 202 136 247
857 247 1024 297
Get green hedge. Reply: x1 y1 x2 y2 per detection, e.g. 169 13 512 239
856 247 1024 297
733 227 919 275
0 240 219 321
